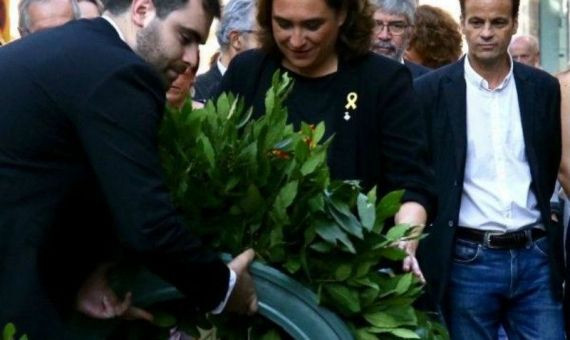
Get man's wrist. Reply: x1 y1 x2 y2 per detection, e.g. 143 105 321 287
211 268 236 314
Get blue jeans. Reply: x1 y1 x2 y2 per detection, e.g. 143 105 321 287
443 236 565 340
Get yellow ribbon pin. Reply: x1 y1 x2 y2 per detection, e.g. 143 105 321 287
345 92 358 110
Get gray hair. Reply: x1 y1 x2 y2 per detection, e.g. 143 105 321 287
19 0 80 35
510 34 540 53
216 0 256 49
370 0 416 25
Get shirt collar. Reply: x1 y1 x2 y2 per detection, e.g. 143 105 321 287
102 15 126 42
217 58 227 76
464 54 514 92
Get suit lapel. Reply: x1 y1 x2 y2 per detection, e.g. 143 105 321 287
442 60 467 173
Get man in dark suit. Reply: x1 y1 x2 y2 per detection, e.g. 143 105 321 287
0 0 257 337
193 0 258 102
415 0 564 338
370 0 430 79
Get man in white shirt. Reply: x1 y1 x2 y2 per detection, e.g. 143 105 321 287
414 0 564 338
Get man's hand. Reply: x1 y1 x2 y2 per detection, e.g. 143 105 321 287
76 263 153 321
225 249 258 315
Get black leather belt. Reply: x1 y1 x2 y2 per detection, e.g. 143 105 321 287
455 227 546 249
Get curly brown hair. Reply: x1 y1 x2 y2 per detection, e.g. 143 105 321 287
256 0 375 61
408 5 463 69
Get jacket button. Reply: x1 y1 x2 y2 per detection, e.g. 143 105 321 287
448 220 454 227
453 180 458 186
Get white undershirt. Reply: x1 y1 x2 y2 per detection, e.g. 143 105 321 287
217 58 227 76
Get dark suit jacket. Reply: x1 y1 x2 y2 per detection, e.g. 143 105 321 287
404 60 431 79
218 49 435 212
193 64 223 102
0 18 229 338
414 58 563 307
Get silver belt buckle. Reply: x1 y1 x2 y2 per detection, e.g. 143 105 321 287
483 231 504 248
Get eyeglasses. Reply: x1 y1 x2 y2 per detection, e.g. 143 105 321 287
374 21 411 35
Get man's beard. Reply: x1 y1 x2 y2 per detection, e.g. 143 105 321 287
136 20 169 85
371 41 404 61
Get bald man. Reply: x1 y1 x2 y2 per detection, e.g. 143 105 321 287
509 34 540 67
18 0 79 36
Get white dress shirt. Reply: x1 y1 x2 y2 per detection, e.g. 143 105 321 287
217 58 228 76
458 56 541 232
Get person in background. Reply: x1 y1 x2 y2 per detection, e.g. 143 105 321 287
167 63 200 109
193 0 258 102
18 0 79 36
370 0 430 79
219 0 435 281
77 0 102 18
509 34 540 67
0 0 6 43
415 0 564 337
406 4 463 69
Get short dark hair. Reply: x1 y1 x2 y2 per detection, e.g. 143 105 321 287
459 0 519 18
102 0 220 19
257 0 374 61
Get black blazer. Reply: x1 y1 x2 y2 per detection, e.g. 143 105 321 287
0 18 229 338
218 50 435 211
193 64 223 102
404 59 431 79
414 58 563 307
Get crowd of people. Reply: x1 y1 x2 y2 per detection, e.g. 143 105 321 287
0 0 569 338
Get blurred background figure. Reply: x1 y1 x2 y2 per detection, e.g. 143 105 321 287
77 0 101 18
509 34 540 67
18 0 79 36
0 0 6 44
406 4 462 69
370 0 430 79
193 0 259 103
167 64 199 109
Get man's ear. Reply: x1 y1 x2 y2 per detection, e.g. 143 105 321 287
229 31 242 51
512 17 519 35
131 0 156 28
460 15 466 35
337 7 347 27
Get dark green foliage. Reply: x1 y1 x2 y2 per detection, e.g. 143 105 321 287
155 72 447 339
2 323 27 340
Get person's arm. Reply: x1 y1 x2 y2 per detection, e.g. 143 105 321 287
376 65 435 215
395 202 427 282
70 63 255 313
558 73 570 194
375 64 435 282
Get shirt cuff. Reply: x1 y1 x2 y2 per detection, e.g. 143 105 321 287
210 268 236 314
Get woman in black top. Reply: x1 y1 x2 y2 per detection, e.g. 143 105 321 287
218 0 434 281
